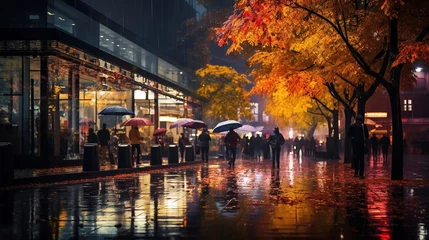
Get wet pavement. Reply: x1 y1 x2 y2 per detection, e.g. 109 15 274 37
1 153 429 239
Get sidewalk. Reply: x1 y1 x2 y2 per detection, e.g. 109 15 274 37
9 157 221 187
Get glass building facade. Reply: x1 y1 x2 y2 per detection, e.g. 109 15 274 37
0 0 205 167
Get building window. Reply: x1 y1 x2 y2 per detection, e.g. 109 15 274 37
404 99 412 111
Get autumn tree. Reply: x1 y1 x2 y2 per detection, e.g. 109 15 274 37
217 0 429 180
196 64 253 124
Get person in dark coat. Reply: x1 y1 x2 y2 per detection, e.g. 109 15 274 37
253 134 263 161
87 128 98 144
268 127 285 168
370 134 379 159
178 133 191 161
286 138 293 155
348 114 369 178
198 128 211 162
379 135 390 161
224 128 241 166
97 123 111 165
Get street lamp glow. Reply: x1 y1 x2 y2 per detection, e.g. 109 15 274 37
415 67 422 72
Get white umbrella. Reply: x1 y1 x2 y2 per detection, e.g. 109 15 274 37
213 120 242 133
237 124 257 132
170 118 193 129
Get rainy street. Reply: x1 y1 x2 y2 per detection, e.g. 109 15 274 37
1 154 429 240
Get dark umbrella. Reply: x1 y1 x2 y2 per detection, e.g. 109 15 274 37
98 106 134 133
213 120 242 133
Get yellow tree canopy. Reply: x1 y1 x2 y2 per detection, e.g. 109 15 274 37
196 65 253 121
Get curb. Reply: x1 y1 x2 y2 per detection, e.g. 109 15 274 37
6 160 221 187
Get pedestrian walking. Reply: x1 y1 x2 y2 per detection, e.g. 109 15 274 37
198 128 211 163
97 123 111 165
224 128 241 167
129 126 142 165
370 134 379 159
348 114 369 178
286 138 293 155
179 133 191 161
268 127 285 168
380 135 390 161
253 134 263 161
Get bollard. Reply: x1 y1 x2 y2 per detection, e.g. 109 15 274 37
83 143 99 171
168 144 179 164
185 145 195 162
118 144 132 168
150 144 162 166
0 142 13 185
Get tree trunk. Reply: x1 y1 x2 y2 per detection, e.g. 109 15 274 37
343 108 353 164
357 96 366 118
332 109 339 157
388 83 404 180
326 117 333 138
307 122 318 138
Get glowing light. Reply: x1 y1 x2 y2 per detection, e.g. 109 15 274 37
288 128 294 139
416 67 423 72
47 12 55 16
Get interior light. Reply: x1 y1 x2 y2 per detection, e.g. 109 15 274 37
106 38 109 41
100 36 104 38
47 12 55 16
111 42 114 44
123 48 126 50
416 67 423 72
71 23 75 26
117 44 120 47
179 71 183 74
58 17 65 21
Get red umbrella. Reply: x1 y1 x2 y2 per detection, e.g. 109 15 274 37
120 118 153 127
182 120 207 129
153 128 167 136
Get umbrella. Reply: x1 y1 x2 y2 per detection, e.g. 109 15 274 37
153 128 167 136
98 106 134 133
98 106 134 116
237 124 257 132
182 120 207 129
79 117 95 125
170 118 193 129
121 118 153 127
213 120 242 133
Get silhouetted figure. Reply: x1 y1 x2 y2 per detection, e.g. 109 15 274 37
97 123 111 165
348 114 369 178
286 138 293 155
179 133 191 161
253 134 263 161
249 135 256 159
268 127 285 168
224 128 241 167
198 128 211 163
380 135 390 161
293 137 300 156
310 137 317 157
87 128 98 144
370 134 379 159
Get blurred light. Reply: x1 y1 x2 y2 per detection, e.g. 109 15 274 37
117 44 120 47
106 38 109 41
288 128 294 139
47 12 55 16
100 35 104 38
416 67 423 72
179 71 183 74
71 23 75 26
58 17 65 21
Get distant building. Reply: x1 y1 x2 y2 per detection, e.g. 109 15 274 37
365 65 429 144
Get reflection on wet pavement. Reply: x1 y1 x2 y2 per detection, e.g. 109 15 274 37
1 154 429 239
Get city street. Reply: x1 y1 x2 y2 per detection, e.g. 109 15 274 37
1 153 429 239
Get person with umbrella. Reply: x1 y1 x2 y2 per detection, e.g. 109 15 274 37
224 128 241 167
198 128 211 163
268 127 285 168
97 123 111 165
178 133 191 161
129 126 143 165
